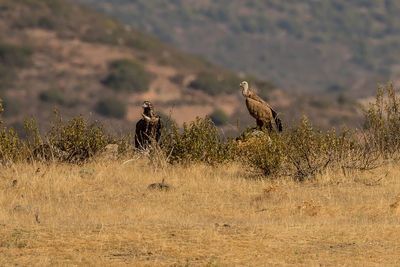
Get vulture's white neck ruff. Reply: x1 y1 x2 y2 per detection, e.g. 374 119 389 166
240 81 250 97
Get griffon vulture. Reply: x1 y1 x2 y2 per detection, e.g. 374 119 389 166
240 81 282 132
135 101 164 149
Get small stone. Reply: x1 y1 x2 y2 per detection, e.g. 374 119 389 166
147 178 170 191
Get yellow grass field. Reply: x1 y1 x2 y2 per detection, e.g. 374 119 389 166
0 158 399 266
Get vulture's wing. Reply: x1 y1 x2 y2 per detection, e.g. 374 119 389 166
248 90 272 108
246 97 274 122
248 90 282 131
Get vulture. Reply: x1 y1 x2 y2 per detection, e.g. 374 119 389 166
135 101 164 149
240 81 282 132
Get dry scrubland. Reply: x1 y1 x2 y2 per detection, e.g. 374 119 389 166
0 158 399 266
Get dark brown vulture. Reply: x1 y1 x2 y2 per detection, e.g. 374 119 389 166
240 81 282 132
135 101 164 149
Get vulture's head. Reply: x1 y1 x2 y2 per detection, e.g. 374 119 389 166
240 81 250 97
142 100 153 111
142 101 155 117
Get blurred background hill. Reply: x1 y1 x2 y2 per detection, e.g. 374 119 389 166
73 0 400 97
0 0 378 136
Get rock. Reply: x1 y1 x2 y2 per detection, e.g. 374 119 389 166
249 130 266 138
147 178 171 191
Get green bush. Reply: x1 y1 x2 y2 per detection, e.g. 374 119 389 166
0 109 127 163
0 98 3 125
363 83 400 157
209 109 229 126
47 111 111 163
189 72 274 97
169 73 185 85
238 116 380 180
189 72 241 95
2 96 22 117
238 131 285 177
95 98 126 119
125 37 149 51
37 16 57 30
162 117 235 164
0 43 33 87
102 59 151 92
0 43 33 68
0 127 24 162
39 88 65 105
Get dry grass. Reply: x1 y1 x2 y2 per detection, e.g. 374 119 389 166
0 158 399 266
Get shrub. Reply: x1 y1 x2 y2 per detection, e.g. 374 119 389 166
47 111 111 163
125 37 149 51
0 104 129 162
363 83 400 157
0 99 28 161
37 16 57 30
0 98 3 125
238 116 380 181
189 72 241 95
209 109 229 126
2 96 22 117
102 59 151 92
162 117 235 164
0 43 33 68
0 66 8 85
95 98 126 119
169 73 185 85
0 126 24 162
189 72 275 97
238 131 286 177
0 43 33 87
39 88 65 105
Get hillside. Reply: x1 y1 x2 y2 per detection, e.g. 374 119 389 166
0 0 364 135
73 0 400 96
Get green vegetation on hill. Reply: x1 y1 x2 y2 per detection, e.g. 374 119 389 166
0 42 33 88
95 98 126 119
103 59 151 92
39 88 65 105
74 0 400 94
189 72 275 97
209 109 229 126
0 0 368 133
189 72 240 95
0 0 260 96
0 0 277 131
0 0 222 73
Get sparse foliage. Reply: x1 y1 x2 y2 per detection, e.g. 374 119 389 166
47 111 111 163
209 109 229 126
103 59 151 92
95 98 126 119
39 88 65 105
162 117 235 164
364 83 400 158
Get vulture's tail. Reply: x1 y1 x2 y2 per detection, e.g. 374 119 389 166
271 109 283 132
